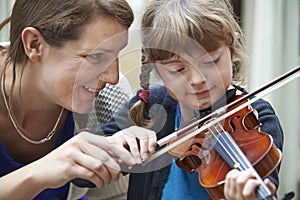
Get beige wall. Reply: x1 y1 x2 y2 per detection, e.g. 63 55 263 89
242 0 300 198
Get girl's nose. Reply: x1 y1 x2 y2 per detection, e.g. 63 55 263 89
190 68 206 85
99 59 119 85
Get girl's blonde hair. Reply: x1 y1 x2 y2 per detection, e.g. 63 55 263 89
130 0 247 127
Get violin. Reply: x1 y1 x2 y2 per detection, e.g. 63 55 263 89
143 66 299 200
168 95 281 200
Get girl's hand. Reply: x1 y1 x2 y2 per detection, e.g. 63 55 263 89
106 126 157 164
224 169 276 200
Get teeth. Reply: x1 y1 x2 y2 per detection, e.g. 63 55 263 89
84 86 98 93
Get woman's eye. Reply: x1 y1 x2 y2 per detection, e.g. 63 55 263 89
203 56 220 65
86 53 105 63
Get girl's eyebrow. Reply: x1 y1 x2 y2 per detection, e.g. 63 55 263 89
160 60 180 65
159 56 183 65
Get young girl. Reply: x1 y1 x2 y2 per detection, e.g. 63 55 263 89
101 0 283 199
0 0 156 199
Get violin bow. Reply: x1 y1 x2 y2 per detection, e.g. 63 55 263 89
143 65 299 164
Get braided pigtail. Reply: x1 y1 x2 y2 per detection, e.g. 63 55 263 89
129 52 153 127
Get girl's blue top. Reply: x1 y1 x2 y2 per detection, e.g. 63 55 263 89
161 103 209 200
0 112 79 200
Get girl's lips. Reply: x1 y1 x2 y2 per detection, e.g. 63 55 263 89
193 88 213 98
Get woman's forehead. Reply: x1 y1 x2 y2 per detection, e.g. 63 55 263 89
67 16 128 53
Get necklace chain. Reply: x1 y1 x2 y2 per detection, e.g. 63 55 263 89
1 73 64 145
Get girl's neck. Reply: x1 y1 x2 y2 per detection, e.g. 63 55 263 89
178 102 194 123
179 85 239 123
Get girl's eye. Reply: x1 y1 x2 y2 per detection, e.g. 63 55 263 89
203 56 220 65
169 67 184 75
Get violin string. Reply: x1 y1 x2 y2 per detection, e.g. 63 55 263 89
207 123 273 199
207 123 249 171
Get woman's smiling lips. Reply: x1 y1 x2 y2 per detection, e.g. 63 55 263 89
82 85 103 97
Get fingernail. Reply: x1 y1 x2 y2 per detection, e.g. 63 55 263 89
150 147 155 153
142 153 149 161
136 157 142 164
113 175 120 182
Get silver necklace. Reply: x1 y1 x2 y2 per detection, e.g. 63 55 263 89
1 74 64 145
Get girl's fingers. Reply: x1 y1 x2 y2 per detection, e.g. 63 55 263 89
225 169 258 200
242 178 260 199
224 169 240 198
264 178 276 194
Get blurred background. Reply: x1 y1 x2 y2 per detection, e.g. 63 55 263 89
1 0 299 199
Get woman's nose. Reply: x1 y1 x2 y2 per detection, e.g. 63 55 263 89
99 59 119 85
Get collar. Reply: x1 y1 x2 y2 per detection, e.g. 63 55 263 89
194 87 237 119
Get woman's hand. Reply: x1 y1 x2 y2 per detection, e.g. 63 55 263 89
0 127 156 199
27 131 143 189
224 169 276 200
106 126 157 164
1 131 141 199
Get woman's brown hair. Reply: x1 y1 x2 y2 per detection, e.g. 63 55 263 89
0 0 134 64
0 0 134 119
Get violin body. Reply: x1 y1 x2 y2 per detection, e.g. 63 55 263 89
168 95 282 200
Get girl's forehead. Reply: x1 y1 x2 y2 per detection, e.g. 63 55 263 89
155 45 226 64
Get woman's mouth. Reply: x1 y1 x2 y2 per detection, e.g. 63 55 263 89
82 85 101 96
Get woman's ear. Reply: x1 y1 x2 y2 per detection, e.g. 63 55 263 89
22 27 44 62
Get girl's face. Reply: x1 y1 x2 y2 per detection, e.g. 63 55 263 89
155 45 233 110
38 16 128 113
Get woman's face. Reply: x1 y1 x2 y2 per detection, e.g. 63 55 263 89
155 45 233 110
39 16 128 113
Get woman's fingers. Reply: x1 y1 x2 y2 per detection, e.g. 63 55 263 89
78 132 136 165
71 127 157 187
69 161 106 188
106 126 157 163
123 126 157 160
76 143 121 182
120 129 143 164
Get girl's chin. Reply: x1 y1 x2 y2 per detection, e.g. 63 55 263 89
193 100 213 110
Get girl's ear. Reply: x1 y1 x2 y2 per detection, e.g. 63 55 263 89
22 27 45 62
